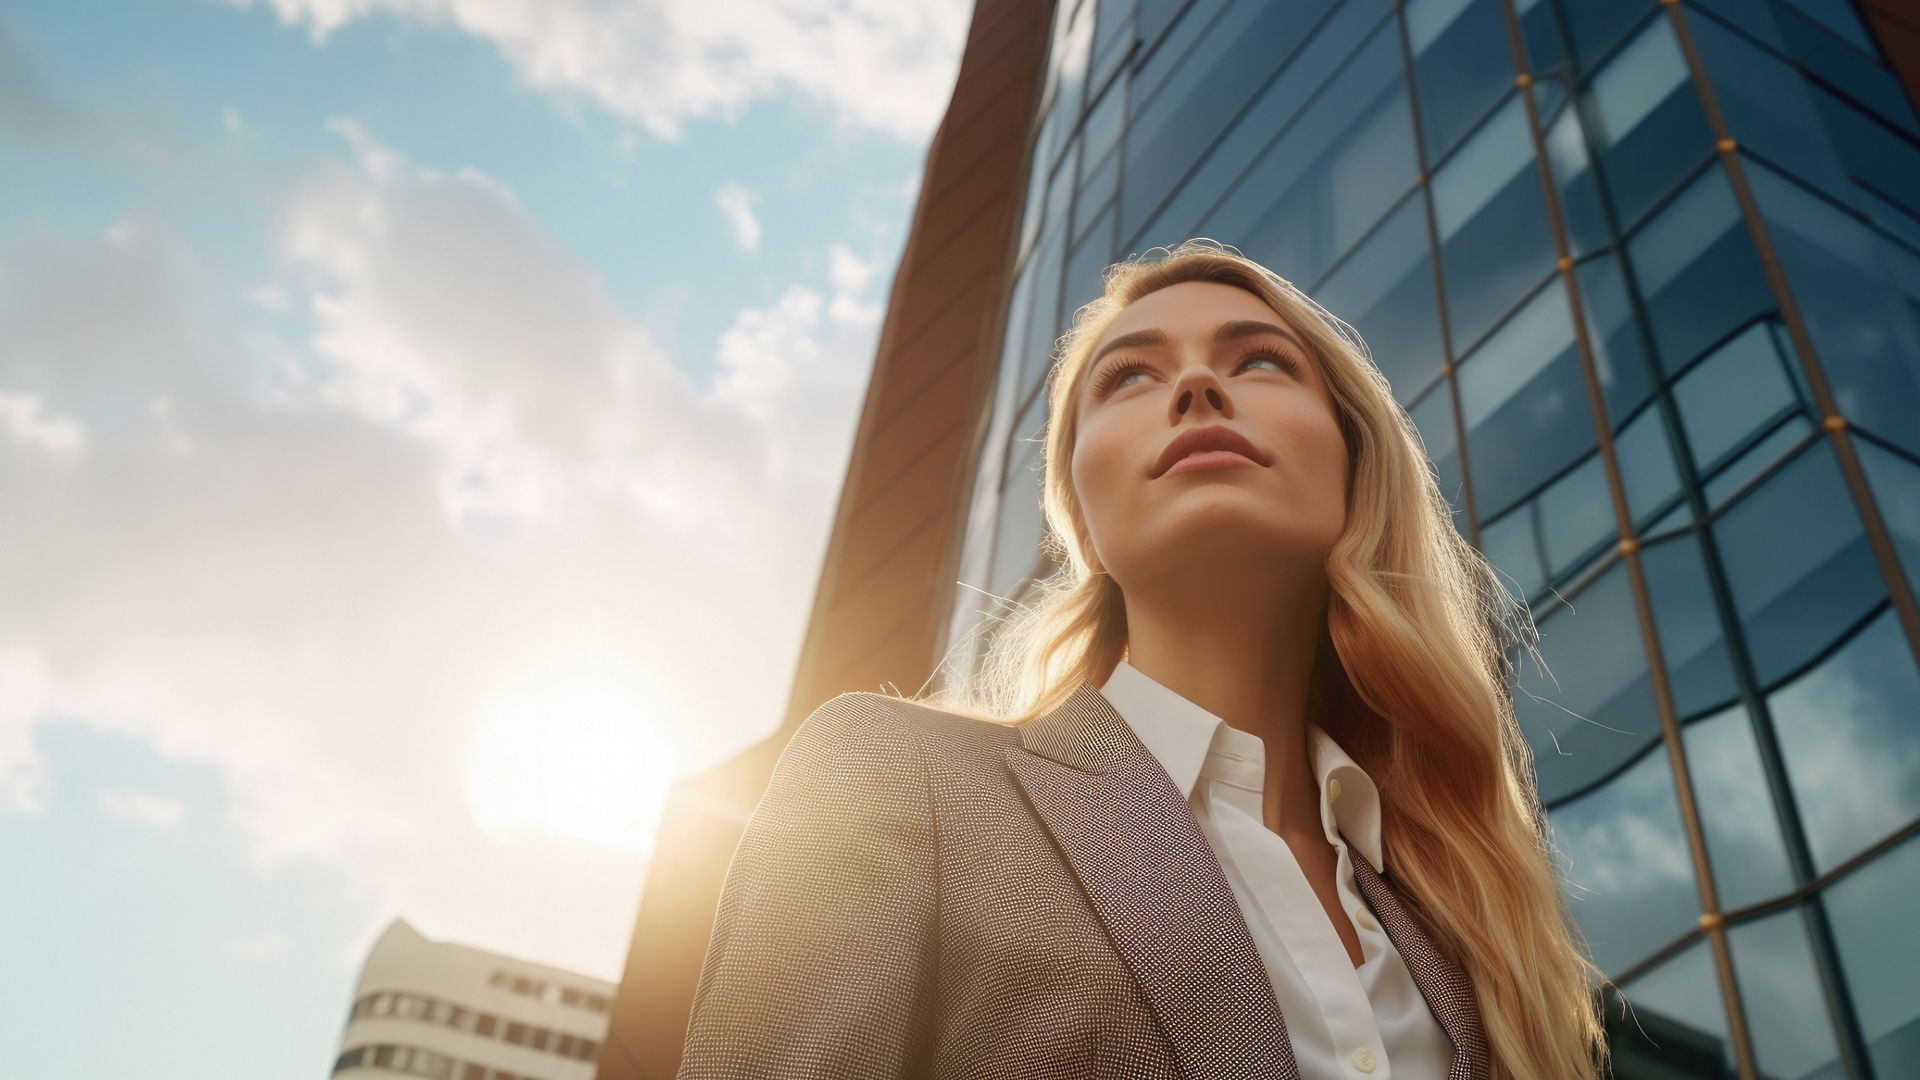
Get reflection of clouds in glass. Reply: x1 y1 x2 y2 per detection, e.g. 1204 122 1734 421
1614 939 1732 1070
1548 745 1697 974
1769 610 1920 873
1681 704 1795 909
1726 910 1842 1079
1826 834 1920 1062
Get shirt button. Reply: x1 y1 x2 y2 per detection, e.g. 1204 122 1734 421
1328 777 1343 800
1355 909 1377 932
1352 1047 1376 1073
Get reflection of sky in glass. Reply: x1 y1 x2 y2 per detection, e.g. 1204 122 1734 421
1769 608 1920 873
1827 833 1920 1075
1613 938 1734 1074
1682 703 1795 909
1727 908 1842 1078
1547 741 1696 975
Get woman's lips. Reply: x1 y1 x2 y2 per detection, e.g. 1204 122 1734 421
1162 449 1259 476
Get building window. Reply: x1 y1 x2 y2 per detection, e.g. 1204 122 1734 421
529 1027 548 1051
474 1013 497 1038
504 1021 527 1045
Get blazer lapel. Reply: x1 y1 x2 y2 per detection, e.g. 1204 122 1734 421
1004 682 1299 1080
1347 842 1491 1080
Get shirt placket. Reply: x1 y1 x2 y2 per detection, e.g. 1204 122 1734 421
1205 767 1392 1079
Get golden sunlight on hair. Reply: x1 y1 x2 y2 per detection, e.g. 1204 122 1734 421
917 239 1609 1080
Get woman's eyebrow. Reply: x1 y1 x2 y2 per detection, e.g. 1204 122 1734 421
1086 319 1307 371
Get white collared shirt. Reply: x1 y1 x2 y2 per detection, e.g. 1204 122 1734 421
1098 660 1452 1079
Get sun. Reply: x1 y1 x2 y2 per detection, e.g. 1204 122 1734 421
468 690 680 853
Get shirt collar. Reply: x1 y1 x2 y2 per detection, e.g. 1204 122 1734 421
1096 658 1385 874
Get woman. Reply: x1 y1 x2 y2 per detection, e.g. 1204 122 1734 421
677 240 1607 1080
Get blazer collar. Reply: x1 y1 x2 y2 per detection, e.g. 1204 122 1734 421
1005 681 1489 1080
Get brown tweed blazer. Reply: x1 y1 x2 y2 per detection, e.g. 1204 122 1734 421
677 683 1490 1080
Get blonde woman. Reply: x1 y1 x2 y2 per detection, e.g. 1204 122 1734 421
677 240 1607 1080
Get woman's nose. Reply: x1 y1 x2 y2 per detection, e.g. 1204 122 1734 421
1171 364 1229 418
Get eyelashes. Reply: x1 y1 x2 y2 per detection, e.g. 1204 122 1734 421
1089 346 1302 398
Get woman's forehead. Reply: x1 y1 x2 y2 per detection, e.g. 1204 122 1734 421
1096 281 1296 345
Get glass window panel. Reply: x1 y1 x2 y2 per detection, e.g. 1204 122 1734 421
1133 0 1228 108
1540 100 1607 256
1020 110 1060 259
1826 832 1920 1075
1645 499 1693 538
1770 607 1920 873
1201 22 1414 285
1613 406 1680 529
1045 136 1082 252
1575 252 1654 421
1547 737 1697 975
1479 506 1547 604
1607 939 1737 1077
1673 320 1803 474
1092 0 1134 66
1122 0 1335 245
1772 1 1920 137
1682 703 1796 908
1701 413 1815 508
1408 380 1466 528
1628 165 1776 375
1560 2 1659 74
1432 94 1558 351
1075 152 1119 241
1512 0 1566 116
1686 14 1851 195
1519 561 1662 805
1313 191 1443 404
1855 436 1920 601
1062 207 1116 326
1049 0 1097 136
1081 73 1128 172
1715 442 1883 687
1808 83 1920 242
1128 0 1391 249
1747 158 1920 459
1726 908 1844 1079
1585 15 1713 230
1535 453 1616 580
1019 228 1068 397
1641 532 1738 719
1778 0 1874 51
989 395 1050 600
1406 0 1514 163
1457 278 1591 519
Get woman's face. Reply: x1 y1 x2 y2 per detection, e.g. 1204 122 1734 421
1068 281 1350 585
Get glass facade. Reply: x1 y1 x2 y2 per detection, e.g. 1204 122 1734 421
942 1 1920 1075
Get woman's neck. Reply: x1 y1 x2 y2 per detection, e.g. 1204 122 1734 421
1120 565 1328 836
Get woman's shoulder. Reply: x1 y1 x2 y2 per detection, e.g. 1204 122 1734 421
802 690 1023 752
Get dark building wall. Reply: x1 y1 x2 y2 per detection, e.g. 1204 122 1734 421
590 3 1054 1077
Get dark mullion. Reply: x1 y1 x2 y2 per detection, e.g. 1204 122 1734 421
1392 2 1480 548
1493 2 1760 1076
1664 2 1893 1076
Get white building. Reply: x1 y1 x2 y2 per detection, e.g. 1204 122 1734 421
331 919 615 1080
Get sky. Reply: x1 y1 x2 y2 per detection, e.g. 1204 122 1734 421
0 0 969 1076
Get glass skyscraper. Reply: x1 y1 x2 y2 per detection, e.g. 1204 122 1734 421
939 1 1920 1076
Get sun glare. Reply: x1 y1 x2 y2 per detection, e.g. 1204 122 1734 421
468 691 680 853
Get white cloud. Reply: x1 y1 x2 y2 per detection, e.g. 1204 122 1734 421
0 390 87 454
713 182 760 253
0 120 881 979
97 788 187 828
221 0 971 142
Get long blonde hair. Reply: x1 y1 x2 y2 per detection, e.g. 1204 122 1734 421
904 239 1607 1079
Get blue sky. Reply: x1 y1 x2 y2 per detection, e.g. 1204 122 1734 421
0 1 966 1076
